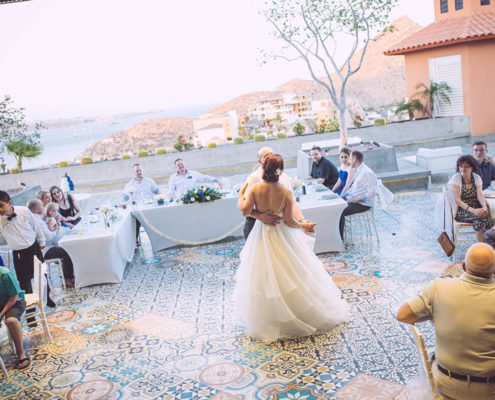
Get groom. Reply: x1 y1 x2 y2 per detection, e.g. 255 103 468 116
239 147 308 239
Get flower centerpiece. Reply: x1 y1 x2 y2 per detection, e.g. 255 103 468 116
181 186 223 204
291 178 303 202
99 205 112 229
154 194 165 205
127 187 136 205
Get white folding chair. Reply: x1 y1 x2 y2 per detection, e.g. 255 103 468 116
0 246 13 271
411 325 443 400
0 352 7 378
7 256 53 352
345 208 379 244
443 187 476 265
44 257 66 291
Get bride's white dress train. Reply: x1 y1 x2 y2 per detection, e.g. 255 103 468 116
234 219 351 342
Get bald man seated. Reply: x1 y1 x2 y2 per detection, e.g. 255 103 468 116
397 243 495 400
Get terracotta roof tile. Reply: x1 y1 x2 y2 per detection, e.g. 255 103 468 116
385 11 495 55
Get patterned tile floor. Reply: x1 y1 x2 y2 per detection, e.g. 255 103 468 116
0 189 466 399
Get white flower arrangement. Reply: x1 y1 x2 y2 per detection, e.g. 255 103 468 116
99 205 112 214
154 194 165 201
275 168 282 176
127 187 136 194
190 197 196 202
291 179 303 188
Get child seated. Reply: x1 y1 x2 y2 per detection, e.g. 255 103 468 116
43 202 62 231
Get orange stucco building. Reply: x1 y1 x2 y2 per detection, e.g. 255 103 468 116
385 0 495 136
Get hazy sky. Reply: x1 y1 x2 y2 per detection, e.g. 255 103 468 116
0 0 434 120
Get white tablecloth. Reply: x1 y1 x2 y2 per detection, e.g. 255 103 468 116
132 197 244 252
298 194 347 253
58 210 135 288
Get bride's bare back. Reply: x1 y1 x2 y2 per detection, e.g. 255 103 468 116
251 182 290 215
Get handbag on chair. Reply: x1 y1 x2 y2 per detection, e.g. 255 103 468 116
438 193 455 257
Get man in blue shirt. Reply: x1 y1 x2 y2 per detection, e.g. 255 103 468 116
472 141 495 190
0 266 29 369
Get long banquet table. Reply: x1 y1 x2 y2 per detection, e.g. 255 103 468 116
58 210 136 288
132 196 244 253
133 193 346 253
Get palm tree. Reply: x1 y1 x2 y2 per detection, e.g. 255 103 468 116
415 81 452 118
6 139 42 172
394 99 425 121
273 113 283 132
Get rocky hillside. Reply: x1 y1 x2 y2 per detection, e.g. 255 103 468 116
80 118 194 160
81 16 421 159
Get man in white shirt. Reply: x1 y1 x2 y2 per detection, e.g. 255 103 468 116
27 199 74 288
123 163 160 203
0 190 55 309
168 158 221 200
339 150 377 240
240 146 308 239
123 163 160 246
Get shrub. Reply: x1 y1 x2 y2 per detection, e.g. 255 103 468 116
277 132 287 139
122 153 131 160
156 148 167 155
292 122 305 136
10 167 20 174
207 142 217 148
254 134 266 142
267 130 274 137
374 117 386 126
58 161 69 168
81 157 93 165
173 135 194 152
234 137 244 145
137 150 149 157
352 115 363 128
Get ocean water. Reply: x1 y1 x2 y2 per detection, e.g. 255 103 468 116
3 105 214 170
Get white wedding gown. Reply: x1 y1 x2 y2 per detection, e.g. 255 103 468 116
234 216 351 342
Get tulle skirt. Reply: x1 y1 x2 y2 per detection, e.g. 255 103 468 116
234 220 351 342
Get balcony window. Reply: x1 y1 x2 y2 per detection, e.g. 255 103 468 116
440 0 448 12
481 0 490 5
455 0 463 9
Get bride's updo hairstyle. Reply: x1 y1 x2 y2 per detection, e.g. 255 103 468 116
262 153 284 183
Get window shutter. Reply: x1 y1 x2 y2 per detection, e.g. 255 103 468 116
428 54 464 117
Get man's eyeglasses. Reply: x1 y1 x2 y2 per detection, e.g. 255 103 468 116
473 149 487 153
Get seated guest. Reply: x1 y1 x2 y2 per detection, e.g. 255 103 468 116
332 147 354 197
50 185 82 226
43 202 61 231
36 190 51 208
397 243 495 400
0 191 55 308
472 141 495 190
168 158 222 200
448 155 491 243
339 150 377 240
123 163 160 246
122 163 160 203
27 199 75 288
0 265 29 369
307 146 339 189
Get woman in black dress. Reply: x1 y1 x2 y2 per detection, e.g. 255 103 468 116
49 186 82 226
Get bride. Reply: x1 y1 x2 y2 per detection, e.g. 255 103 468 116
235 153 351 342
